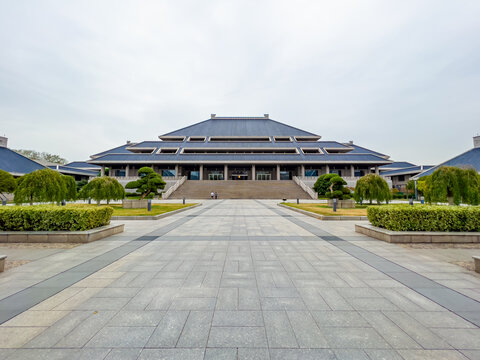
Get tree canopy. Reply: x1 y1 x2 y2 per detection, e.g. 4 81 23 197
125 167 166 199
354 174 391 204
14 149 67 165
0 169 16 195
14 168 74 204
79 177 125 204
424 166 480 205
313 173 351 199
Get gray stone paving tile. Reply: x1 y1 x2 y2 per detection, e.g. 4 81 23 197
73 297 130 311
145 310 189 347
138 348 205 360
334 349 370 360
286 310 328 348
145 289 177 310
347 297 400 311
408 311 477 328
312 311 369 327
398 350 470 360
24 310 92 348
213 311 264 327
432 328 480 350
365 349 405 360
359 311 421 349
323 327 391 349
104 349 142 360
237 348 270 360
269 348 335 360
54 310 117 348
6 348 110 360
204 348 237 360
169 297 216 310
460 350 480 360
216 288 238 310
383 311 452 349
239 288 261 310
263 311 298 348
177 311 213 348
317 289 353 310
86 326 154 347
107 310 165 326
260 287 299 298
261 297 306 310
94 287 140 298
297 288 330 310
207 326 268 348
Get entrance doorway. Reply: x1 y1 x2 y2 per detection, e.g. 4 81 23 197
256 172 271 180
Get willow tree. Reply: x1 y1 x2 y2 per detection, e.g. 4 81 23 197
354 174 391 204
14 168 67 204
80 177 125 205
424 166 480 205
125 167 166 199
0 169 16 197
62 175 77 201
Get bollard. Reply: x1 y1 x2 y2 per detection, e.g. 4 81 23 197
2 200 6 206
148 199 152 212
409 198 414 206
88 198 91 205
61 199 66 206
296 198 299 204
420 196 425 205
333 198 337 212
183 197 185 205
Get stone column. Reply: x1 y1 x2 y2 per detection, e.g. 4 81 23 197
325 164 330 174
300 164 305 177
251 164 256 181
375 166 379 175
224 164 228 180
101 165 105 177
199 165 204 180
276 165 280 180
125 165 130 177
175 165 179 179
351 165 355 177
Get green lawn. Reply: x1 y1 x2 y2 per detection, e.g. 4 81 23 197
282 203 367 216
110 203 196 216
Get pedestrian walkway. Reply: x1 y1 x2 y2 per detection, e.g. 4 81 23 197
0 200 479 359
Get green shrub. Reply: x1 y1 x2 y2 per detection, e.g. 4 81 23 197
354 174 391 204
125 167 166 199
14 168 71 204
0 169 16 194
367 205 480 232
0 205 113 231
79 177 125 204
314 174 350 199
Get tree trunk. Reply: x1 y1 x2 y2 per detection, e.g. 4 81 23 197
447 196 454 205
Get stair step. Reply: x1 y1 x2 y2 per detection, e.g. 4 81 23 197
168 180 312 199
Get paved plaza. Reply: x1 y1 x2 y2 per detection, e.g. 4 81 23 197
0 200 480 359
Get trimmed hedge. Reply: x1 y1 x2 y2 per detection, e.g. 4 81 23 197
367 205 480 232
0 205 113 231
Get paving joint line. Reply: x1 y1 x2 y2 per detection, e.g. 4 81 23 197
257 200 480 328
0 201 222 325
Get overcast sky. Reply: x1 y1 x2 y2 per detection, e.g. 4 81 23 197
1 0 479 164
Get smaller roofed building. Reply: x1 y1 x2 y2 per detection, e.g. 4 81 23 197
0 137 45 176
382 165 433 191
412 135 480 180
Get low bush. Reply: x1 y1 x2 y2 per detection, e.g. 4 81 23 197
367 205 480 232
0 205 113 231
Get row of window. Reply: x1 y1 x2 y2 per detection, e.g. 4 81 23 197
127 147 350 155
157 136 322 142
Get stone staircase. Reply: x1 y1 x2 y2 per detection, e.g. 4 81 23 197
168 180 312 199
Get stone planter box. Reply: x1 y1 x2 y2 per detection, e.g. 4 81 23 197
278 203 367 221
355 223 480 243
327 199 355 208
123 199 148 209
0 224 124 243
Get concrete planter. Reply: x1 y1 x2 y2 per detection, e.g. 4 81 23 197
355 223 480 243
327 199 355 208
123 199 148 209
0 224 124 243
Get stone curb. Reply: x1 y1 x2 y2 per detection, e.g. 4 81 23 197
355 223 480 243
0 223 125 243
277 203 368 221
111 203 202 220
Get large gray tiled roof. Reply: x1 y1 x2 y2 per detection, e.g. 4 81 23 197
161 117 318 137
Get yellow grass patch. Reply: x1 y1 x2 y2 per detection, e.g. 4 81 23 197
282 203 367 216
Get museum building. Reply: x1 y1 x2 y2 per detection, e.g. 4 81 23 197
87 115 393 181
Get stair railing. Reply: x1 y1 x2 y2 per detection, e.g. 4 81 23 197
162 176 187 199
293 176 318 199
